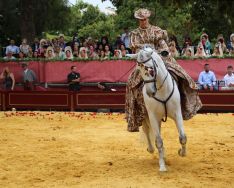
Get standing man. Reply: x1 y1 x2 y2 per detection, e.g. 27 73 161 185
125 8 202 132
223 65 234 89
198 64 217 90
22 62 37 90
121 28 131 53
67 66 80 91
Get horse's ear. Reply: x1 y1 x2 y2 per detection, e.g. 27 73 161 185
126 54 138 59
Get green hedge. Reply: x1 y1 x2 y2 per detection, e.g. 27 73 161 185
1 55 234 62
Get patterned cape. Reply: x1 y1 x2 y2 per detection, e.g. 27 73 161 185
125 62 202 132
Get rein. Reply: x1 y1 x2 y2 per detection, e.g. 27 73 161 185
139 57 175 122
152 77 175 122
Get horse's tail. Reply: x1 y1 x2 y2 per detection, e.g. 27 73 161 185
139 116 155 150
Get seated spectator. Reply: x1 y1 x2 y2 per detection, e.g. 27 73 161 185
33 50 39 58
195 43 206 57
21 62 37 91
88 45 98 59
114 49 122 58
114 35 123 50
5 39 19 57
37 39 48 58
64 46 73 60
227 33 234 55
73 44 79 57
18 51 25 60
0 67 15 90
183 47 193 57
104 45 112 59
198 64 217 90
212 43 223 57
71 33 80 48
27 46 33 58
181 36 194 55
4 51 16 60
45 46 55 59
97 44 104 56
67 66 80 91
169 35 181 54
31 38 40 52
99 50 106 60
79 47 88 59
101 36 109 47
223 65 234 89
120 44 129 57
51 38 59 47
86 37 94 48
217 34 228 54
199 33 211 56
54 46 65 60
19 38 30 56
168 41 179 57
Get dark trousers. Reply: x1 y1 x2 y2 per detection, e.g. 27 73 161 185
24 81 35 91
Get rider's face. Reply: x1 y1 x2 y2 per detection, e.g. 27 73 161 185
139 19 149 29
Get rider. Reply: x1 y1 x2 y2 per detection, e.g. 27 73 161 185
126 8 202 132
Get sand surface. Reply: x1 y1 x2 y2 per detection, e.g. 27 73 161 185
0 112 233 188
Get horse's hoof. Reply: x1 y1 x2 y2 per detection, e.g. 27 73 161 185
159 166 167 172
178 148 186 157
147 148 154 154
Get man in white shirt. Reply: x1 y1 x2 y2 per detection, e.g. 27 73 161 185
121 28 130 50
3 51 16 60
198 64 217 90
223 65 234 89
5 40 20 56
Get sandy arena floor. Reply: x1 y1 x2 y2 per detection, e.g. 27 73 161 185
0 112 233 188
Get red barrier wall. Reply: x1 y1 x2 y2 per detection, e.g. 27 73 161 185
0 58 233 83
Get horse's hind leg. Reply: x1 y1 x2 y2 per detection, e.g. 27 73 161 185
175 113 187 157
142 117 155 154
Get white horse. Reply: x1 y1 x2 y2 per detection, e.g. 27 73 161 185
128 46 187 172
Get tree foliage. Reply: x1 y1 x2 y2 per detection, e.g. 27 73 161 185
68 0 118 42
106 0 234 44
0 0 71 44
1 0 234 47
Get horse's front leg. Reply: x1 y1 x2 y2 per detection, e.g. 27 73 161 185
148 112 167 172
142 117 155 154
175 113 187 157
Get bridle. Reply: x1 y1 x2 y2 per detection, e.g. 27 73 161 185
137 57 175 122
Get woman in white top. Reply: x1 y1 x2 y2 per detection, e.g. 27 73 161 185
19 38 30 56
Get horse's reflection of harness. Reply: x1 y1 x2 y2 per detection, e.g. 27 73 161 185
137 56 175 122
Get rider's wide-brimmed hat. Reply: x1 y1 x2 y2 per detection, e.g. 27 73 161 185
134 8 151 20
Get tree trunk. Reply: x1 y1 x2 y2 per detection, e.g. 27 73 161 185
19 0 36 44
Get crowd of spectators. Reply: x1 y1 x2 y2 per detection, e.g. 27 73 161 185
2 31 234 61
1 30 234 91
2 28 131 60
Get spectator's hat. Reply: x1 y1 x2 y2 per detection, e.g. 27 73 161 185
217 34 224 40
134 8 151 20
230 33 234 41
79 47 87 52
65 46 72 53
59 34 65 38
200 33 208 40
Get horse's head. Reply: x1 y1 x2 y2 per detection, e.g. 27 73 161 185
127 46 162 97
